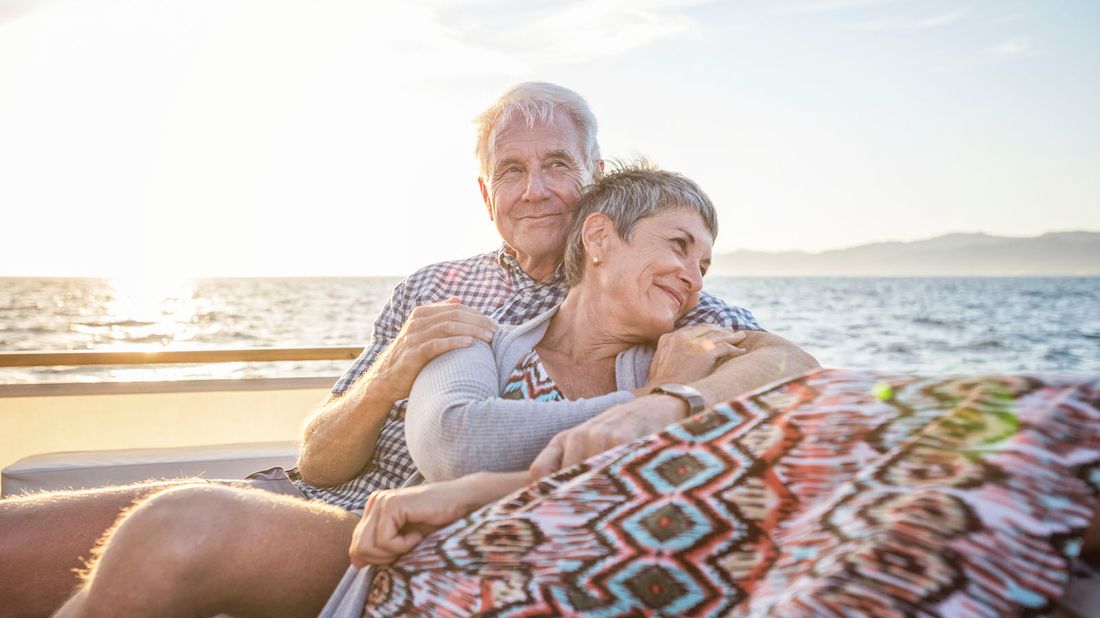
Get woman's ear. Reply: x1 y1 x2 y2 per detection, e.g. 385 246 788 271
581 212 616 259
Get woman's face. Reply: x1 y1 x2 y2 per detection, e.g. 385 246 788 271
597 207 713 339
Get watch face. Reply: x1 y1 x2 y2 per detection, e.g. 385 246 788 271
659 384 694 398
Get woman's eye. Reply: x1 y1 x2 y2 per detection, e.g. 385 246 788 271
672 237 688 251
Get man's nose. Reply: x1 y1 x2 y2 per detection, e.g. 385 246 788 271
522 169 551 201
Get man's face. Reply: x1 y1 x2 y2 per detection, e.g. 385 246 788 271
479 113 592 280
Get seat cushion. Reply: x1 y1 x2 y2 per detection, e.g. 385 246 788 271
1 441 298 496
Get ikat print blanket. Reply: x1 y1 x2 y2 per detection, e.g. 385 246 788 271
325 369 1100 617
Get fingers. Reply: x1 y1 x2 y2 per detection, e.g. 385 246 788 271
402 303 496 355
535 422 628 474
530 436 564 479
558 432 592 473
350 492 429 567
558 431 621 470
408 300 495 335
418 318 495 344
660 326 746 347
350 491 406 566
714 346 748 366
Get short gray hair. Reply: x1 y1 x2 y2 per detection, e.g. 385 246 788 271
475 82 601 180
564 160 718 287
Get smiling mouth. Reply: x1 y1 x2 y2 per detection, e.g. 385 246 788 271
657 285 685 309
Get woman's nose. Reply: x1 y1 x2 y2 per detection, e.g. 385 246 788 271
682 261 704 293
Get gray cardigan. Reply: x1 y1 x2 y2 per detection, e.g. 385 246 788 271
405 306 656 482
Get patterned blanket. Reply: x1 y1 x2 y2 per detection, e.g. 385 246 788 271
358 369 1100 617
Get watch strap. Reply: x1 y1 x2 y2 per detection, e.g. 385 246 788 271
651 383 706 415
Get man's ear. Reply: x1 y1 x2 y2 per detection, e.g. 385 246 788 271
581 212 615 257
478 177 493 220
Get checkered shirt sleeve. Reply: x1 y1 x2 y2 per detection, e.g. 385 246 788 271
676 291 762 331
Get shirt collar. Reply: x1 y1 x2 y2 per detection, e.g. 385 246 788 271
496 243 565 286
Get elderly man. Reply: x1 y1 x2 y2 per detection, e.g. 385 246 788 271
4 82 817 617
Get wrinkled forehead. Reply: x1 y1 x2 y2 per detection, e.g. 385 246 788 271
488 111 585 165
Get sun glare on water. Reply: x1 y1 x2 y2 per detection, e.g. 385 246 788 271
100 275 242 381
104 275 198 348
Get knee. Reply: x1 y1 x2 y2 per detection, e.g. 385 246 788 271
103 484 240 580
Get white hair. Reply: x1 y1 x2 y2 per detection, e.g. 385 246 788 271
474 82 600 180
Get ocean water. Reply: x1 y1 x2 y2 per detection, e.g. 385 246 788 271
1 277 1098 384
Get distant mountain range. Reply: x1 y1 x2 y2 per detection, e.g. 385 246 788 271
710 231 1100 276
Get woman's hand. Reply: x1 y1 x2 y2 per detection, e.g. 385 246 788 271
348 471 530 567
643 325 748 390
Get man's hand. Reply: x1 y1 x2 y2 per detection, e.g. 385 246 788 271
529 394 687 479
644 325 747 391
370 297 496 403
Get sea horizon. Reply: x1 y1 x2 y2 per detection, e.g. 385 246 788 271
2 276 1098 384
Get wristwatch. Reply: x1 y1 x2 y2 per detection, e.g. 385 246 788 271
650 384 706 416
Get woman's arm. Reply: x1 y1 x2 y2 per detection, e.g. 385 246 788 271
348 471 529 567
404 341 635 482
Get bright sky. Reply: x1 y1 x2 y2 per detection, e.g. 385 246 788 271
2 0 1098 277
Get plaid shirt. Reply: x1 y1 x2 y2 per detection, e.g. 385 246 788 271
293 245 761 511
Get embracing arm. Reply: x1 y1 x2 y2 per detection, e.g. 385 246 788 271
404 341 634 483
297 366 400 488
297 298 495 488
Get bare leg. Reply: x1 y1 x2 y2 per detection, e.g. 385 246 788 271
54 484 358 618
0 480 197 617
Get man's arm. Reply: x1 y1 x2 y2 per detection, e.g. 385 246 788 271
297 298 495 488
530 330 819 476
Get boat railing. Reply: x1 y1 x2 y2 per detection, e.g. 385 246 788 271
0 347 362 396
0 346 362 367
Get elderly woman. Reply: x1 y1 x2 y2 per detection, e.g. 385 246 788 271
334 164 1100 616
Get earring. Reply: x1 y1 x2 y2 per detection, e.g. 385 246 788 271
592 255 600 266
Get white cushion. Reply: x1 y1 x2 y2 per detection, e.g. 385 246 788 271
1 441 298 496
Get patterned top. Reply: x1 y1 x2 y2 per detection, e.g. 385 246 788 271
501 351 565 403
293 246 761 512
